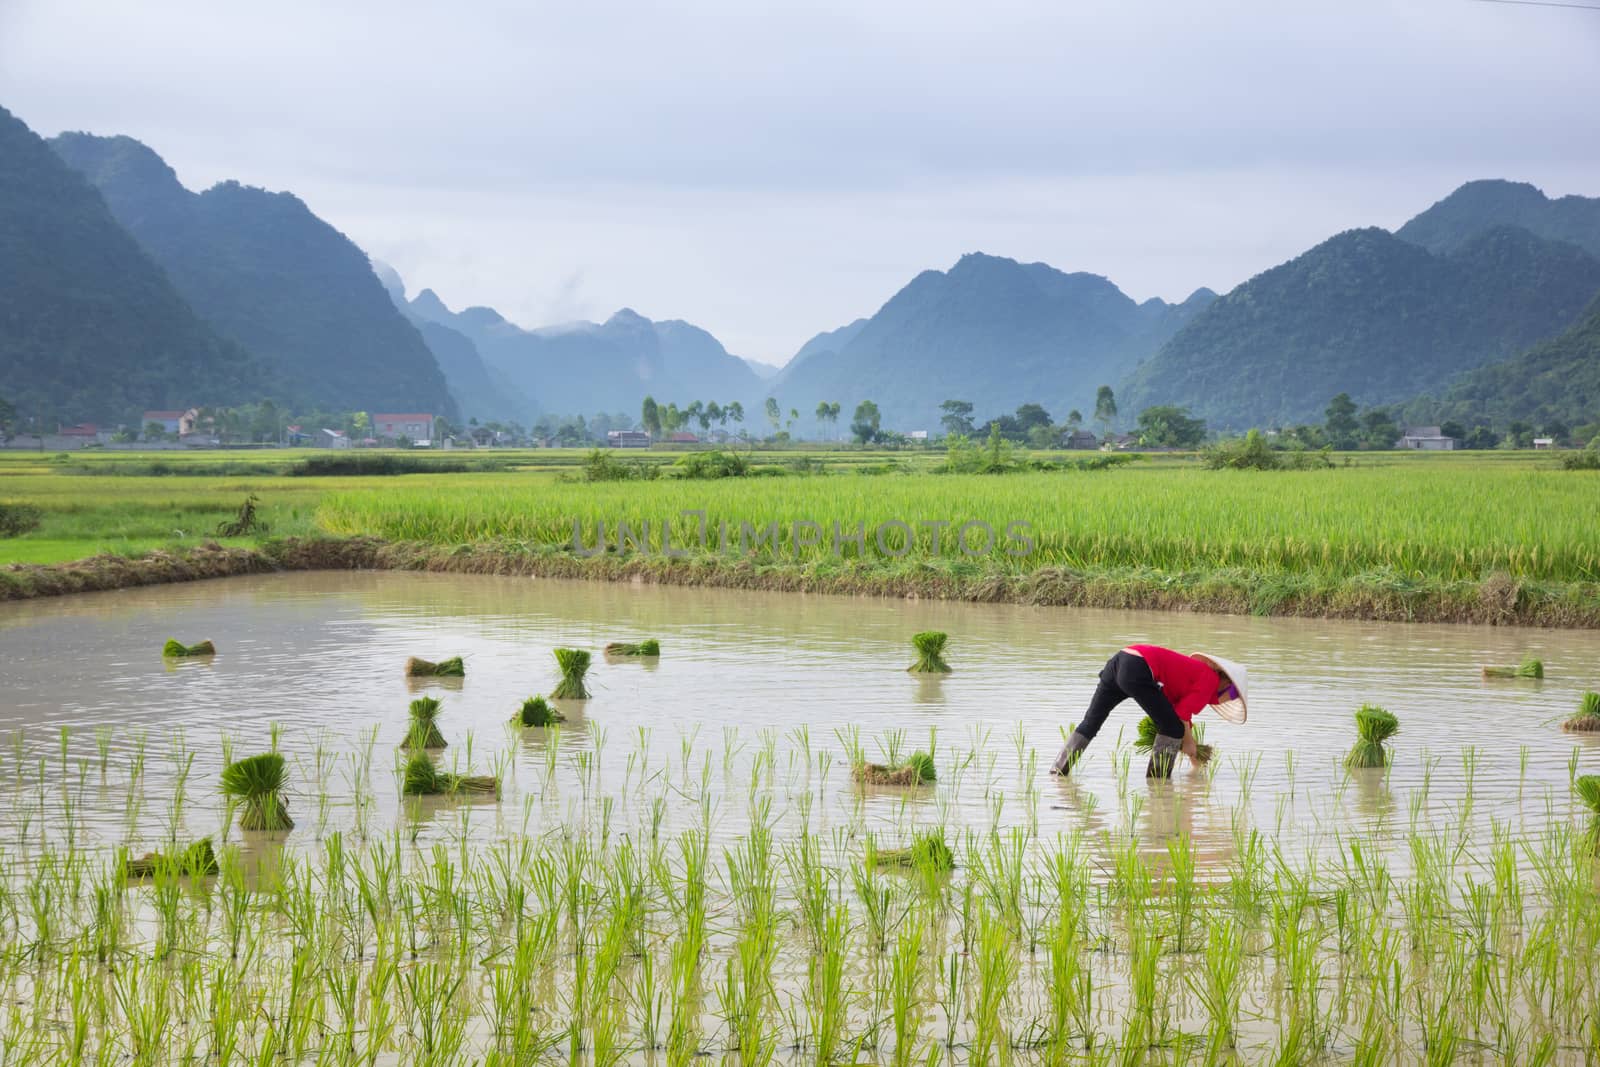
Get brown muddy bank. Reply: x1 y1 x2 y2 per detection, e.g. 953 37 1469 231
2 535 1597 628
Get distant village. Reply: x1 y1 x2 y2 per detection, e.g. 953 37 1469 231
0 405 1566 454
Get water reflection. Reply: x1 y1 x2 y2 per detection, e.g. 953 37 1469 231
0 570 1595 883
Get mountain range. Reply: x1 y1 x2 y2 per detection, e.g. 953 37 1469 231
769 254 1216 430
4 99 1600 436
50 131 456 420
1121 225 1600 428
0 106 259 425
405 289 765 419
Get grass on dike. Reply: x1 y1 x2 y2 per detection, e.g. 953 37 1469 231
0 450 1595 589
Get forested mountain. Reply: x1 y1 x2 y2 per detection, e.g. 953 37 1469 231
769 253 1215 431
0 106 259 425
51 133 456 418
407 291 764 417
373 264 532 424
1429 294 1600 428
1121 226 1600 428
1398 180 1600 259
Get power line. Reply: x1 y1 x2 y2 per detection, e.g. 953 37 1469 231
1470 0 1600 10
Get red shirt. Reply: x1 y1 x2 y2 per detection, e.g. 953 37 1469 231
1129 645 1220 723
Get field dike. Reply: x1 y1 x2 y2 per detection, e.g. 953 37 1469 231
3 535 1599 628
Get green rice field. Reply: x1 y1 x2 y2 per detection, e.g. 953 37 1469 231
1 448 1597 619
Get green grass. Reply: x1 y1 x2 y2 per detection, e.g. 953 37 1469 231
4 449 1597 592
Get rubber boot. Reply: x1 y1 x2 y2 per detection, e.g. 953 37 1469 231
1146 733 1182 779
1050 730 1092 776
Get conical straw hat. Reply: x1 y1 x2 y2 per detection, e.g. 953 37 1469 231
1193 653 1248 723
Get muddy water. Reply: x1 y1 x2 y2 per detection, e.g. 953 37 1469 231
1 570 1596 878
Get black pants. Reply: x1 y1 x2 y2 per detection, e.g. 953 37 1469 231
1077 652 1185 741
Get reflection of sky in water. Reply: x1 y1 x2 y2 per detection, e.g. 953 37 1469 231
0 571 1596 882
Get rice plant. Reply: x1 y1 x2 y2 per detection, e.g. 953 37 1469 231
405 696 448 749
512 695 564 728
870 830 953 872
906 631 951 673
1562 691 1600 733
405 655 465 677
1133 715 1213 764
852 750 936 786
1346 704 1400 768
122 838 218 880
401 751 500 797
1482 656 1544 679
161 638 215 657
552 648 592 699
1575 775 1600 855
604 639 660 657
220 753 292 831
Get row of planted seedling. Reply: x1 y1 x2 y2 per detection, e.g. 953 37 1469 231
3 723 1600 1066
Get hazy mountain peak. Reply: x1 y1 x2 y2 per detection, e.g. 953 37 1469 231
1397 179 1600 259
409 287 453 320
50 132 184 199
458 305 512 331
371 260 406 303
605 307 652 329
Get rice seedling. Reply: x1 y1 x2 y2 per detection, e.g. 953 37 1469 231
161 638 215 657
405 654 465 677
402 751 501 797
1345 704 1400 768
906 630 951 673
604 638 660 656
552 647 593 699
512 695 565 728
1574 776 1600 855
122 838 218 881
869 830 954 872
1482 656 1544 679
1133 715 1213 765
406 696 449 749
1562 691 1600 733
852 750 936 786
219 753 293 831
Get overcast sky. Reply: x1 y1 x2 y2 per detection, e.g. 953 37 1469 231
4 1 1598 364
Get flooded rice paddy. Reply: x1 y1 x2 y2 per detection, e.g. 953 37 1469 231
0 571 1597 1064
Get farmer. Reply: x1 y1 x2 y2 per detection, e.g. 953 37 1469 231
1050 645 1248 779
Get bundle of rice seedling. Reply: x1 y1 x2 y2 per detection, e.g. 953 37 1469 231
551 648 592 700
604 639 660 657
405 696 448 749
402 752 499 797
405 655 465 677
1344 704 1400 768
872 831 954 872
163 638 215 657
1482 657 1544 679
1134 716 1214 765
906 631 952 674
1575 775 1600 855
221 754 293 831
124 838 219 880
853 750 936 787
512 695 564 727
1563 691 1600 733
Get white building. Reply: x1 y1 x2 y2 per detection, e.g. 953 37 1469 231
1395 426 1457 451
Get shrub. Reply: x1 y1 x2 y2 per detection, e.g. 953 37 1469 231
1561 450 1600 470
672 450 755 479
0 503 42 537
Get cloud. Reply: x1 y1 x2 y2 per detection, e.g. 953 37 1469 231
4 0 1598 361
